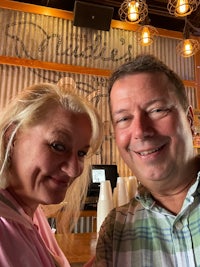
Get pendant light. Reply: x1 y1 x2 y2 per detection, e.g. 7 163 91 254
137 24 158 46
167 0 200 17
176 18 200 57
118 0 148 24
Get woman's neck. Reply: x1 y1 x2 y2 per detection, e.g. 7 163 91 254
7 187 37 219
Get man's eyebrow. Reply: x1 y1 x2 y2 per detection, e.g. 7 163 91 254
144 98 167 106
140 98 170 110
112 99 165 112
112 108 128 116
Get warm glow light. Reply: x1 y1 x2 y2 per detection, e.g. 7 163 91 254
128 1 139 21
141 26 151 45
183 39 193 56
119 0 148 24
167 0 199 17
176 0 189 14
176 38 200 57
137 25 158 46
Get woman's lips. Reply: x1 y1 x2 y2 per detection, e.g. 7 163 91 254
50 177 70 187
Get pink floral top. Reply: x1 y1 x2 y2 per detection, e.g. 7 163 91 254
0 189 70 267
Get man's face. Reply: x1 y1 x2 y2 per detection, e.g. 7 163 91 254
110 72 194 189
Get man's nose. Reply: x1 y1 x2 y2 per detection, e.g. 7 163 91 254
132 114 154 139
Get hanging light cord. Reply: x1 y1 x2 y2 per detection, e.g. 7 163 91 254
186 17 200 36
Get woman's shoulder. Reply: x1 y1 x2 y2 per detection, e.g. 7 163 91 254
0 189 33 229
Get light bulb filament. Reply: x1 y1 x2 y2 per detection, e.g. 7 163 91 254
141 26 151 45
183 39 193 55
128 1 139 22
176 0 189 14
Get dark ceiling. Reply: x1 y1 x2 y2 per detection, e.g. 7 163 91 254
14 0 200 35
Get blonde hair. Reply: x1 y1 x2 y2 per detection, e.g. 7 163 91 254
0 82 103 234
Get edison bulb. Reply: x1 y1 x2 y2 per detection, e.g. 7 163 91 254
141 26 151 45
128 1 139 22
176 0 189 15
183 39 193 56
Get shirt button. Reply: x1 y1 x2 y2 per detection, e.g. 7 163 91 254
175 221 183 230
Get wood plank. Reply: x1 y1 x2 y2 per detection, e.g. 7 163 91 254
0 0 74 20
0 55 111 77
55 232 97 264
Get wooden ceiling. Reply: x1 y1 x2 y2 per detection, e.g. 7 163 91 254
13 0 200 35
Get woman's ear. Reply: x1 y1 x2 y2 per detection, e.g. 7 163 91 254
186 106 194 135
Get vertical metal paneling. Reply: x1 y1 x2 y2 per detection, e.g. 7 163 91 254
0 8 195 81
186 86 197 108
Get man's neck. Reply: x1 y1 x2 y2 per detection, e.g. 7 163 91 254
148 156 200 214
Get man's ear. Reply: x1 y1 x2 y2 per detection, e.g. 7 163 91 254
186 105 194 135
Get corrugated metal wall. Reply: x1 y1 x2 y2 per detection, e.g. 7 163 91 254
0 7 197 177
0 8 195 80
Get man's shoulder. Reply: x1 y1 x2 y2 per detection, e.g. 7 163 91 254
108 198 142 223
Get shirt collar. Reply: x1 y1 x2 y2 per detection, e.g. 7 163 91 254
135 171 200 210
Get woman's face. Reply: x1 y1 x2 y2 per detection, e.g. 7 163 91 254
8 106 92 215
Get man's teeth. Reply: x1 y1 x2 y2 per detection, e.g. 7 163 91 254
138 147 160 156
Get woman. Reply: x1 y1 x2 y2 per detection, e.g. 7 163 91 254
0 81 102 266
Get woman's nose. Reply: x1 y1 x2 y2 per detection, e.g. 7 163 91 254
61 154 83 179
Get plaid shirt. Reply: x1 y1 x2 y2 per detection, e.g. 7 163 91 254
95 172 200 267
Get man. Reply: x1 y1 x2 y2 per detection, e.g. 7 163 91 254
94 54 200 267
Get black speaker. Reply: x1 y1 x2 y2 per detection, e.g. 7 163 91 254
73 1 114 31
